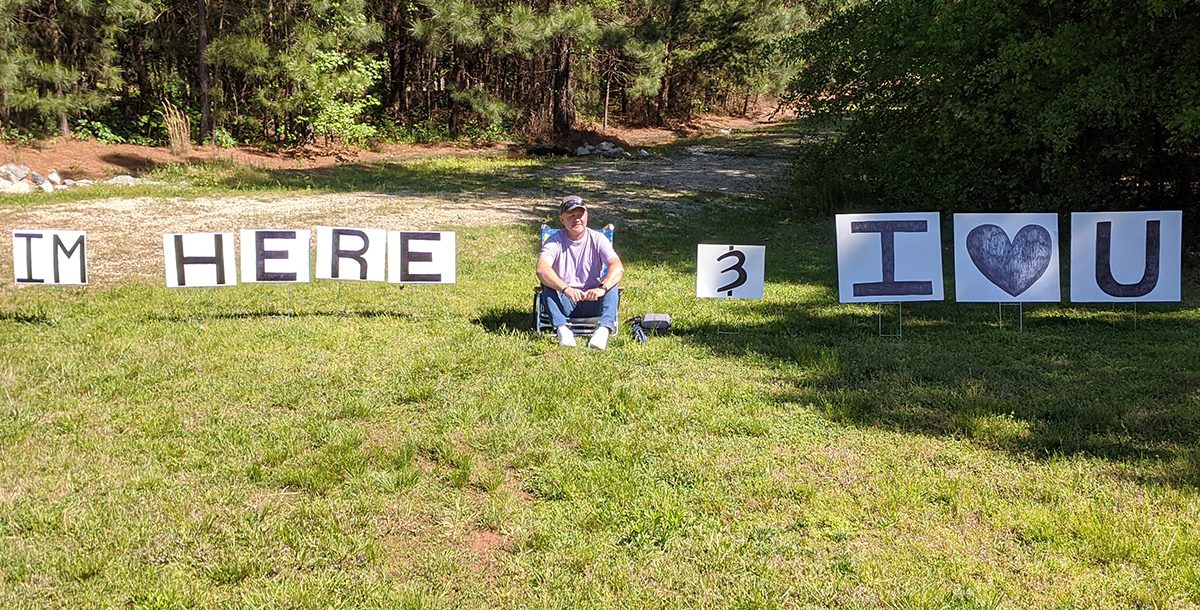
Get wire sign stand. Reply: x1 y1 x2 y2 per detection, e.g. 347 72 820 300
997 302 1024 331
877 302 903 338
1110 302 1139 329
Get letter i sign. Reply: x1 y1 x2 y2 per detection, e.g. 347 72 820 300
696 244 765 299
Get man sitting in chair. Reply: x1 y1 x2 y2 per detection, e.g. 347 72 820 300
536 195 624 349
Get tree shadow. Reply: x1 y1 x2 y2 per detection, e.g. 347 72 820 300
671 286 1200 488
99 152 168 175
145 308 413 323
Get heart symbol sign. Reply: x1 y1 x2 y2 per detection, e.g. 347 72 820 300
966 224 1053 297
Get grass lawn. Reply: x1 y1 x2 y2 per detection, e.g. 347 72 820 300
2 125 1199 608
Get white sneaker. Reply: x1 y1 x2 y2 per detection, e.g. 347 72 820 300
557 326 577 347
588 326 610 350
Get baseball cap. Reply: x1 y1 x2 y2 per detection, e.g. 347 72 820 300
559 195 587 214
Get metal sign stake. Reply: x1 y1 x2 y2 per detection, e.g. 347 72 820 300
998 302 1024 331
877 302 902 338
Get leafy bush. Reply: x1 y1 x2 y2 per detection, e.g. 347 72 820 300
786 0 1200 243
212 127 238 148
73 119 126 144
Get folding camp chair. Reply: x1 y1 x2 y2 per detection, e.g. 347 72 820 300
533 223 618 337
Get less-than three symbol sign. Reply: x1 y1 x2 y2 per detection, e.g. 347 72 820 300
697 244 765 299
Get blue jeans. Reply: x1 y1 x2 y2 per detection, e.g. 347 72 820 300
541 287 620 331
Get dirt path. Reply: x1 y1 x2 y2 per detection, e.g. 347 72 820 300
0 124 801 285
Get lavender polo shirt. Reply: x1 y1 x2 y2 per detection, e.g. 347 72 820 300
539 228 618 290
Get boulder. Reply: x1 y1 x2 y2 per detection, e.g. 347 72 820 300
47 169 63 185
30 172 54 191
596 141 616 152
1 180 34 194
0 163 30 182
638 149 650 158
106 175 139 186
574 144 595 156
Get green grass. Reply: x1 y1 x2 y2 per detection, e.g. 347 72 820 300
2 125 1200 608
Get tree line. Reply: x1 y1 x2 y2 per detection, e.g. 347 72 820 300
0 0 817 147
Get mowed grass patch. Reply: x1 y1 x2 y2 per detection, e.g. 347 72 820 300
2 129 1200 607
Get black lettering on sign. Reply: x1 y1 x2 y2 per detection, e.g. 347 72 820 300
13 232 44 283
331 229 370 280
716 246 747 296
52 233 86 284
255 230 297 282
850 220 933 297
1095 220 1160 298
174 234 227 286
399 232 442 282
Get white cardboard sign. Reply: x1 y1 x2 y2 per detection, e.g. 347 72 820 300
1070 211 1182 302
953 213 1060 302
835 212 943 303
315 226 387 282
12 230 88 285
386 231 456 284
239 229 312 283
696 244 765 299
163 233 237 287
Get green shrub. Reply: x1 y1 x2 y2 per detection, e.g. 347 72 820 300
787 0 1200 242
73 119 126 144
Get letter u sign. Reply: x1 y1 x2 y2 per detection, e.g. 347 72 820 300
1069 211 1182 302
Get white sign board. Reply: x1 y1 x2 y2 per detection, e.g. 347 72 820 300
696 244 765 298
315 226 387 282
835 212 943 303
953 213 1060 302
12 230 88 285
386 231 456 284
239 229 311 283
1070 211 1182 302
164 233 237 287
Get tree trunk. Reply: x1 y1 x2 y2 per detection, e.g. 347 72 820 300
603 67 611 131
551 32 574 138
656 41 674 125
198 0 212 142
385 0 411 114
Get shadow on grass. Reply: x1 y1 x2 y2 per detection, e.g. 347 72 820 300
0 309 54 324
670 274 1200 487
146 155 553 196
145 308 417 323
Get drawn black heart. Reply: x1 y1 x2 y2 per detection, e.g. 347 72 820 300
966 224 1053 297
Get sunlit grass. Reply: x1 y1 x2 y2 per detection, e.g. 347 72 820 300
2 125 1199 608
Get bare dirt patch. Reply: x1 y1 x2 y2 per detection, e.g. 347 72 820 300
0 111 795 181
467 528 508 562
